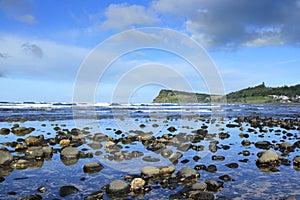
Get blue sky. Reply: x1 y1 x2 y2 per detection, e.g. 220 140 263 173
0 0 299 103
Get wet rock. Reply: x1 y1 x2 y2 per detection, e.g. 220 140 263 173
281 196 297 200
188 191 215 200
0 149 13 165
25 135 43 146
193 156 201 162
161 149 173 158
106 180 130 196
293 156 300 168
280 142 294 152
177 167 200 179
25 146 44 158
60 147 79 159
19 194 42 200
142 156 160 162
140 134 154 141
83 162 104 174
131 178 146 190
258 150 280 163
59 185 79 197
225 163 239 169
241 140 251 146
209 141 218 153
141 166 160 177
192 182 207 191
212 155 225 161
219 174 235 182
88 143 103 150
0 176 5 183
218 132 230 139
206 165 217 173
255 141 271 150
167 126 177 132
0 128 10 135
37 186 47 193
141 166 175 178
194 165 207 171
205 179 223 191
59 139 70 147
12 126 35 136
84 191 103 200
241 150 250 156
169 152 183 162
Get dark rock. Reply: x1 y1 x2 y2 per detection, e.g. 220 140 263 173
0 149 13 165
226 123 240 128
241 150 251 156
83 162 104 174
212 155 225 161
206 165 217 173
255 141 271 150
59 185 79 197
219 174 235 182
106 180 130 196
241 140 251 146
193 156 201 162
167 126 177 132
205 179 223 191
142 156 160 162
194 165 206 171
188 191 215 200
225 163 239 169
293 156 300 167
0 176 5 183
0 128 10 135
19 194 42 200
177 167 200 179
218 132 230 139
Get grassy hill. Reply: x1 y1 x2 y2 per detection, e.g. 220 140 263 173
153 83 300 103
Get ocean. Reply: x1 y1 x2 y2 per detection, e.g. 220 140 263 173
0 103 299 199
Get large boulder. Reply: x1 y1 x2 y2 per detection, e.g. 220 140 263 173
0 149 13 165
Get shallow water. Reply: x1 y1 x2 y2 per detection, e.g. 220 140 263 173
0 103 299 199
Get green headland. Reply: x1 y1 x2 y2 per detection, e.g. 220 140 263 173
153 83 300 104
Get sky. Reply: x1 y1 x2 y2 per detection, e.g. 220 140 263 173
0 0 299 103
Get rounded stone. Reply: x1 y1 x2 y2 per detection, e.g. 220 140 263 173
258 150 279 163
205 179 224 191
131 178 146 190
59 139 70 147
141 166 160 176
60 147 79 158
106 180 130 195
19 194 42 200
0 128 10 135
83 162 103 174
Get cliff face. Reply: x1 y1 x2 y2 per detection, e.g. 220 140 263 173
153 84 300 103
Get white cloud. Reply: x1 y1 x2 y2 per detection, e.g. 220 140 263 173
101 4 159 30
151 0 300 49
0 34 89 80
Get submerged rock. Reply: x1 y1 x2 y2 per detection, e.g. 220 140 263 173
177 167 200 179
205 179 223 192
19 194 42 200
59 185 79 197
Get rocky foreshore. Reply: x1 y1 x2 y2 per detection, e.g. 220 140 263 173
0 115 300 199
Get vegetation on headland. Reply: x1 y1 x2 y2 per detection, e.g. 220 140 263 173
153 83 300 104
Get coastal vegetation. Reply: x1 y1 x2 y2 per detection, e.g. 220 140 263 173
153 83 300 103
